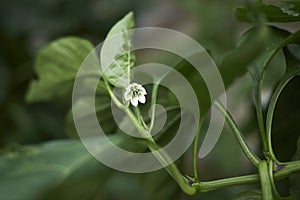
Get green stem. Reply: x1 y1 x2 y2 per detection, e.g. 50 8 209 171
103 77 300 196
266 63 300 164
146 142 197 195
274 160 300 179
214 101 261 166
103 78 125 110
149 82 159 132
125 108 155 142
128 111 196 194
268 160 282 199
193 174 260 192
268 160 295 200
259 160 273 200
104 78 196 194
193 160 300 193
256 80 269 158
193 116 205 180
133 106 146 128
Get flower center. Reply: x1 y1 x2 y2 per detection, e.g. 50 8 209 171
132 89 139 96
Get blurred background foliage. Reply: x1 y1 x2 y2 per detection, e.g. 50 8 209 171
0 0 299 199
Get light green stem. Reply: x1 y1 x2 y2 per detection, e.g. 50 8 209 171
266 66 300 164
104 78 125 110
104 78 196 194
256 80 269 158
268 160 296 200
214 101 261 166
259 161 273 200
193 160 300 193
149 82 159 132
193 116 205 180
103 77 300 196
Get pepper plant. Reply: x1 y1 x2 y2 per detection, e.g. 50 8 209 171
1 1 300 200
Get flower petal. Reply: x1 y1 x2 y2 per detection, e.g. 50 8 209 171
131 96 139 107
125 86 132 92
124 91 132 101
138 95 146 103
140 87 147 95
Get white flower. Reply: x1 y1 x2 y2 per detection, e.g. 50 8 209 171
124 83 147 107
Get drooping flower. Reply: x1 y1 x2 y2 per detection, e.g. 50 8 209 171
124 83 147 107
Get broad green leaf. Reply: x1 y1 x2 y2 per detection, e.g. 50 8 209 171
43 155 110 200
0 140 93 200
173 58 210 114
174 25 269 114
236 1 300 23
0 136 129 200
233 190 262 200
100 174 146 200
246 27 291 88
101 12 135 87
0 132 179 200
136 168 179 200
220 24 269 88
26 37 97 102
232 26 300 93
65 95 113 138
91 168 178 200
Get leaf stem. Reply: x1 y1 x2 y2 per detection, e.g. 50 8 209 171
149 82 159 132
256 82 269 159
193 116 205 180
267 160 295 200
104 78 197 194
104 76 300 196
146 142 197 195
266 51 300 163
103 78 125 110
214 101 261 167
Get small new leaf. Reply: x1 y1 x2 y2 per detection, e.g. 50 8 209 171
101 12 135 88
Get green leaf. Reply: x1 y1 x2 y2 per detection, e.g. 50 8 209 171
101 12 135 87
176 28 266 113
233 190 262 200
236 1 300 23
175 24 270 114
220 24 269 88
0 140 93 200
0 136 129 200
136 168 179 200
43 156 110 200
26 37 96 102
65 95 113 138
246 27 291 88
234 26 300 97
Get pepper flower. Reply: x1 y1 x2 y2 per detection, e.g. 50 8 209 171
124 83 147 107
